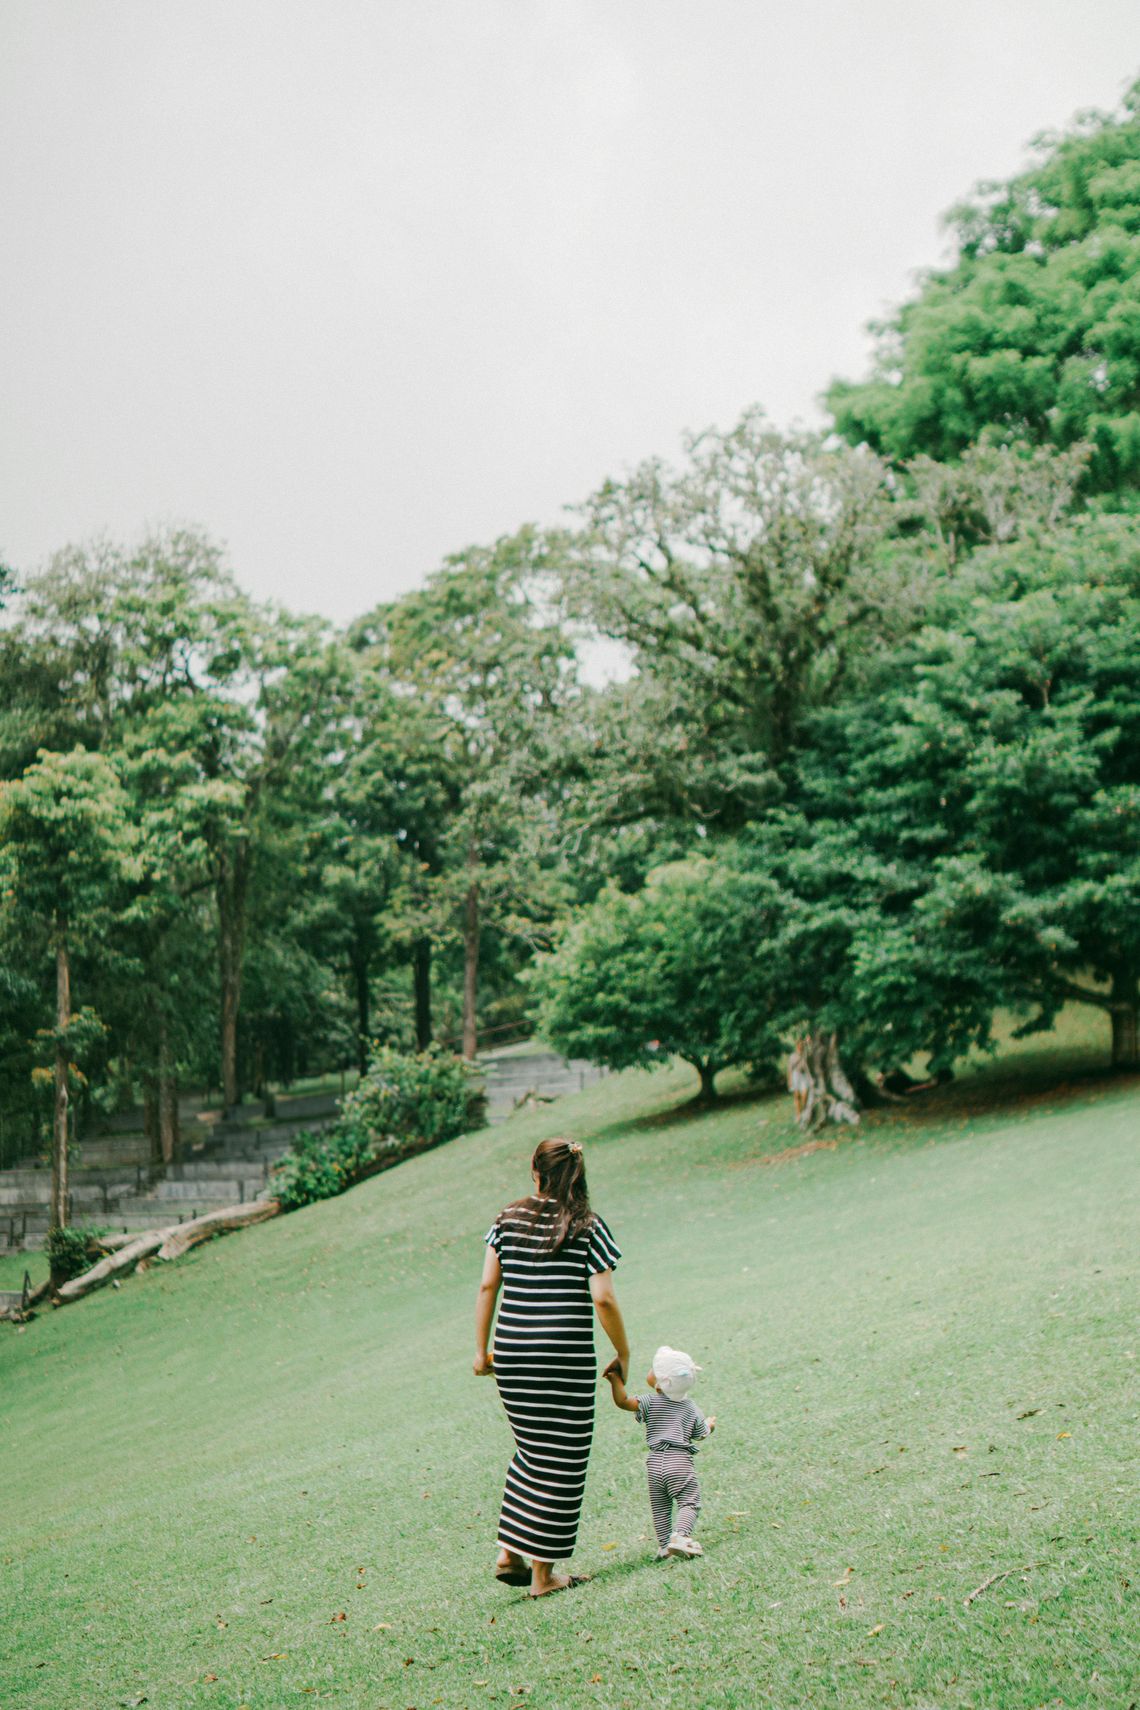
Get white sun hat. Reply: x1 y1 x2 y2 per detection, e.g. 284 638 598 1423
653 1344 701 1401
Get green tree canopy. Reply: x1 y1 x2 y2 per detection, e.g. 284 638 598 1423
828 82 1140 493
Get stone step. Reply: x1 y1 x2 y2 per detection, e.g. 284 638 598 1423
165 1160 275 1182
115 1185 270 1219
144 1176 265 1202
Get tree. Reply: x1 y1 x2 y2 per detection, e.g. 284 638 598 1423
353 528 578 1058
828 82 1140 493
0 750 136 1252
1 530 357 1110
559 410 924 845
534 857 792 1101
800 513 1140 1070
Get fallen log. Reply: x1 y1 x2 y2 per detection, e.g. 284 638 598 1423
93 1231 147 1254
157 1198 280 1262
55 1231 166 1303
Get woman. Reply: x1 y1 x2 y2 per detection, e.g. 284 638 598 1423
474 1136 629 1597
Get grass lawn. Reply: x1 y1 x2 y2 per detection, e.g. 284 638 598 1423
1 1015 1137 1710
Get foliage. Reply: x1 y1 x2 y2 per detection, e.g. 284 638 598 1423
797 512 1140 1067
271 1047 485 1210
269 1124 381 1212
340 1045 486 1150
828 83 1140 492
534 857 792 1098
43 1225 98 1283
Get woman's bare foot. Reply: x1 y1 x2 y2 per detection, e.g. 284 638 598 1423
529 1562 572 1596
495 1548 529 1584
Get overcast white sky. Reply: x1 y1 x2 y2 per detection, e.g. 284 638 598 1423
3 2 1139 625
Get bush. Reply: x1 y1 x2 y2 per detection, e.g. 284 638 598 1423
270 1125 379 1213
45 1225 99 1282
271 1048 485 1212
341 1045 486 1152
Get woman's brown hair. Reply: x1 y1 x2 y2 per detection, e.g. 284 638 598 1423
519 1136 593 1254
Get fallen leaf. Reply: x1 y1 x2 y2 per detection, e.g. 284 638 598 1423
601 1542 617 1551
590 1674 603 1684
372 1622 392 1631
203 1674 218 1683
330 1612 347 1623
1057 1431 1071 1440
260 1653 286 1661
867 1623 885 1636
215 1617 228 1629
474 1681 489 1687
1017 1409 1040 1420
832 1568 854 1586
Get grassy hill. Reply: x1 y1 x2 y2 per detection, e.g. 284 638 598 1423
1 1018 1136 1709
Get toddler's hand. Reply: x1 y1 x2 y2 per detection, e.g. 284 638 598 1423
707 1415 717 1431
602 1356 623 1382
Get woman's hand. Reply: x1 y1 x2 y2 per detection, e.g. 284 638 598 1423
473 1350 494 1377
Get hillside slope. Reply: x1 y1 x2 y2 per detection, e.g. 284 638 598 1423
2 1055 1137 1709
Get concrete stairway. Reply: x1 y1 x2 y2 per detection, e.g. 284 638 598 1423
0 1051 606 1252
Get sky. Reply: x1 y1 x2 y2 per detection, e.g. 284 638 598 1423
3 1 1139 627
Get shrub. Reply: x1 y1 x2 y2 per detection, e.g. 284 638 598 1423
271 1048 485 1212
341 1045 486 1152
45 1225 99 1282
270 1125 378 1213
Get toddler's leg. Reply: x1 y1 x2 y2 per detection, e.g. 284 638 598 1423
647 1461 673 1549
672 1466 702 1538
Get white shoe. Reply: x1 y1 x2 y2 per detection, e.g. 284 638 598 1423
667 1533 703 1557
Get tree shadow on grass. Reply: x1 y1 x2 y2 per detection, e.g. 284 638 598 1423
862 1049 1139 1147
588 1077 783 1145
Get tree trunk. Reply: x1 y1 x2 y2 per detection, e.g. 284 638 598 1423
1110 973 1139 1070
696 1061 718 1102
158 1017 180 1165
353 952 371 1071
413 938 433 1051
462 852 479 1061
50 939 71 1240
143 1080 160 1165
799 1030 861 1131
218 844 250 1112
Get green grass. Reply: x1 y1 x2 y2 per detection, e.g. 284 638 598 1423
1 1013 1137 1710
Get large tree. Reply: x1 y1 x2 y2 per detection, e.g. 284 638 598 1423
828 82 1140 493
0 750 137 1247
800 512 1140 1070
560 410 923 841
352 528 578 1058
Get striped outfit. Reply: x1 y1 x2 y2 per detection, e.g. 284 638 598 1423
485 1200 621 1564
635 1392 710 1548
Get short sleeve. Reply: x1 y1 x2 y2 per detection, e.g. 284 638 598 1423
484 1218 502 1254
585 1215 621 1275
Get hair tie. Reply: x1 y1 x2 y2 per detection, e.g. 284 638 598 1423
567 1141 582 1155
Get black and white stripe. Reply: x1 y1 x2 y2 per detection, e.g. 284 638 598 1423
486 1200 621 1564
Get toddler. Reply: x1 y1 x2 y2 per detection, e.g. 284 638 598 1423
604 1344 715 1558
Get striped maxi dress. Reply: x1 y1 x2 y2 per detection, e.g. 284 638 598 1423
485 1199 622 1563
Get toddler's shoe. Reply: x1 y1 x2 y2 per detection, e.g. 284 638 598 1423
667 1533 703 1558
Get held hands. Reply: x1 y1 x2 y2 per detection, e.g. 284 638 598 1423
602 1356 623 1383
473 1351 494 1377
